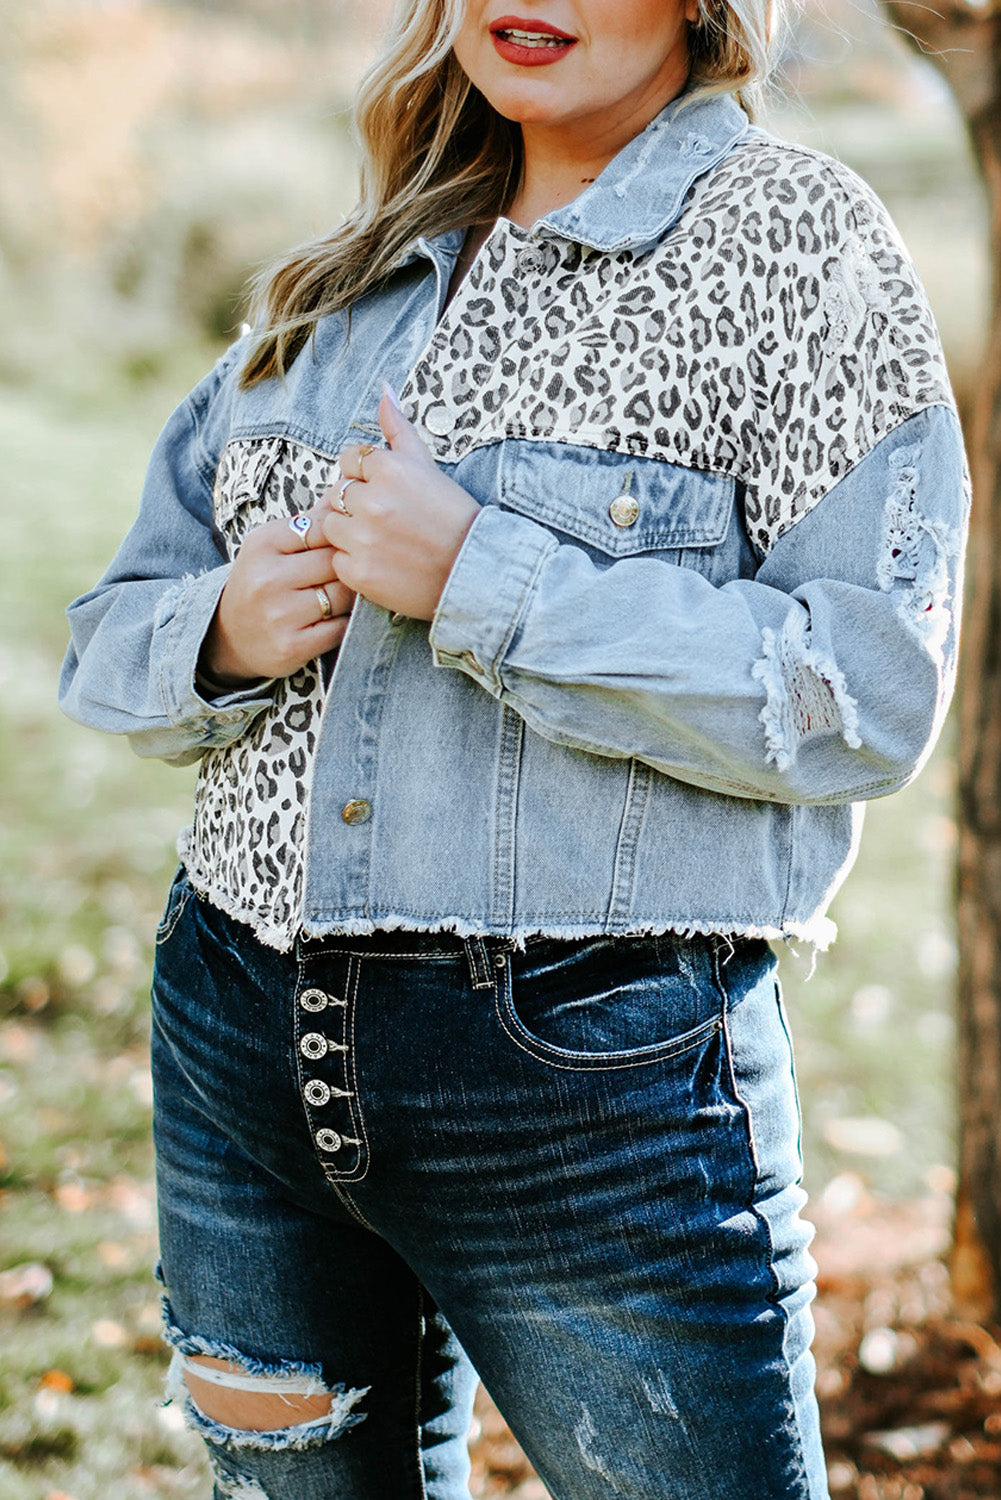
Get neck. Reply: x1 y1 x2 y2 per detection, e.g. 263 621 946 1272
505 78 691 229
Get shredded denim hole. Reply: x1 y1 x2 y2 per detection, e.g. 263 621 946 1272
876 443 955 658
159 1297 369 1452
166 1350 369 1453
752 609 861 773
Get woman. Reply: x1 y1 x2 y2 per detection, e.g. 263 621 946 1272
60 1 969 1497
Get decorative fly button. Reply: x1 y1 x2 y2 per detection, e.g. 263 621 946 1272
304 1080 331 1107
315 1129 342 1153
609 493 640 528
342 799 372 825
300 1033 328 1061
299 989 329 1013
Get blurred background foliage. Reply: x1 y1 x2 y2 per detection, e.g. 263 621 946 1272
0 2 988 1496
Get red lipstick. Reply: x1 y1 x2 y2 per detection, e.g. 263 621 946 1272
489 15 578 67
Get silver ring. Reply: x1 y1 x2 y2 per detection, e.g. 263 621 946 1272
314 586 333 622
334 478 358 516
288 514 312 549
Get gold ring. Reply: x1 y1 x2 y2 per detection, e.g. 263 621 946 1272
314 586 333 622
357 443 376 482
335 477 357 516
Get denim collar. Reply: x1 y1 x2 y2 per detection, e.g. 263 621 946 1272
403 88 749 274
535 89 749 252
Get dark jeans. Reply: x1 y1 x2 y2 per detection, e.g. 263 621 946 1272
151 869 828 1499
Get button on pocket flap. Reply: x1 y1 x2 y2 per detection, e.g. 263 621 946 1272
499 441 734 557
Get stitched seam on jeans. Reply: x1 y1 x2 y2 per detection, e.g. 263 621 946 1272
324 955 370 1184
723 993 813 1490
494 962 723 1073
413 1284 429 1500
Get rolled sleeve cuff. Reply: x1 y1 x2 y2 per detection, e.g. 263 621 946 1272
156 566 275 740
430 506 556 694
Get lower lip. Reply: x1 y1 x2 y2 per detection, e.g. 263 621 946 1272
490 32 577 67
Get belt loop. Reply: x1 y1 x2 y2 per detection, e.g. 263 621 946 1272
463 936 493 990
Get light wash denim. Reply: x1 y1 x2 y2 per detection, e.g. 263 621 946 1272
153 870 826 1499
59 89 969 953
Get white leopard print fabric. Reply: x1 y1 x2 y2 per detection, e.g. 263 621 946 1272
403 133 952 556
178 437 339 950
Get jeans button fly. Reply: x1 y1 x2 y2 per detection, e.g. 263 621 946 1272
315 1129 342 1152
300 1033 328 1061
299 988 329 1012
304 1079 331 1106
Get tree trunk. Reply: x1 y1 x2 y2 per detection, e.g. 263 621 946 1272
880 0 1001 1320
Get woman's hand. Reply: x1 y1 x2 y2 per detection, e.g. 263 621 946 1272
322 386 481 621
200 498 356 688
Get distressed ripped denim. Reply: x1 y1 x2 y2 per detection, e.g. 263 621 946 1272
151 870 829 1500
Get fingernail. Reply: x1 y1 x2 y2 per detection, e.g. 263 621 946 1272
382 380 403 412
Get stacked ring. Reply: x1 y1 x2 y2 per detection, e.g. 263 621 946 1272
334 478 358 515
357 443 376 482
314 586 333 622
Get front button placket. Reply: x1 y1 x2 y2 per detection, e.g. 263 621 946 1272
293 960 366 1181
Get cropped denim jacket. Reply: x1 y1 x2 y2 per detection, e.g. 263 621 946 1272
60 90 969 952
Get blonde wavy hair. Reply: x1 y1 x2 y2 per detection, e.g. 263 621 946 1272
241 0 786 386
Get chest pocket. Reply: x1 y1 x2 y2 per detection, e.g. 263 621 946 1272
498 440 740 585
213 436 341 558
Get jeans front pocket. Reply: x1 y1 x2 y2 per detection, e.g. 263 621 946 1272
155 866 195 946
496 933 726 1071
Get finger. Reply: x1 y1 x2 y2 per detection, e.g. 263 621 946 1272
320 509 350 551
296 614 352 656
277 512 328 554
378 382 429 458
280 546 347 588
337 443 382 484
292 583 354 632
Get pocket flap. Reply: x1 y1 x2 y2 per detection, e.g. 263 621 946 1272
499 440 734 557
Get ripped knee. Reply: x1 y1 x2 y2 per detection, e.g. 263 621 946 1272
165 1346 369 1452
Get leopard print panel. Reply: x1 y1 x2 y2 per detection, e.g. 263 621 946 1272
178 436 340 950
402 132 953 556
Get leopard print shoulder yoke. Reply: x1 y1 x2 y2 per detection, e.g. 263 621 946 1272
181 130 955 950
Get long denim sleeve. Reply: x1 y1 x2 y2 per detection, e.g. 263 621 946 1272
430 404 967 805
59 341 274 764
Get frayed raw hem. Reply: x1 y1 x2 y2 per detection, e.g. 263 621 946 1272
168 856 837 958
300 910 838 955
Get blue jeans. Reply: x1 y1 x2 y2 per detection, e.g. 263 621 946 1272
151 870 829 1499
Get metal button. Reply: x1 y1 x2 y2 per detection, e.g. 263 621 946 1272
609 493 640 528
342 799 372 825
424 403 456 437
299 989 328 1013
315 1129 342 1153
304 1080 331 1107
516 247 543 274
300 1033 328 1061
